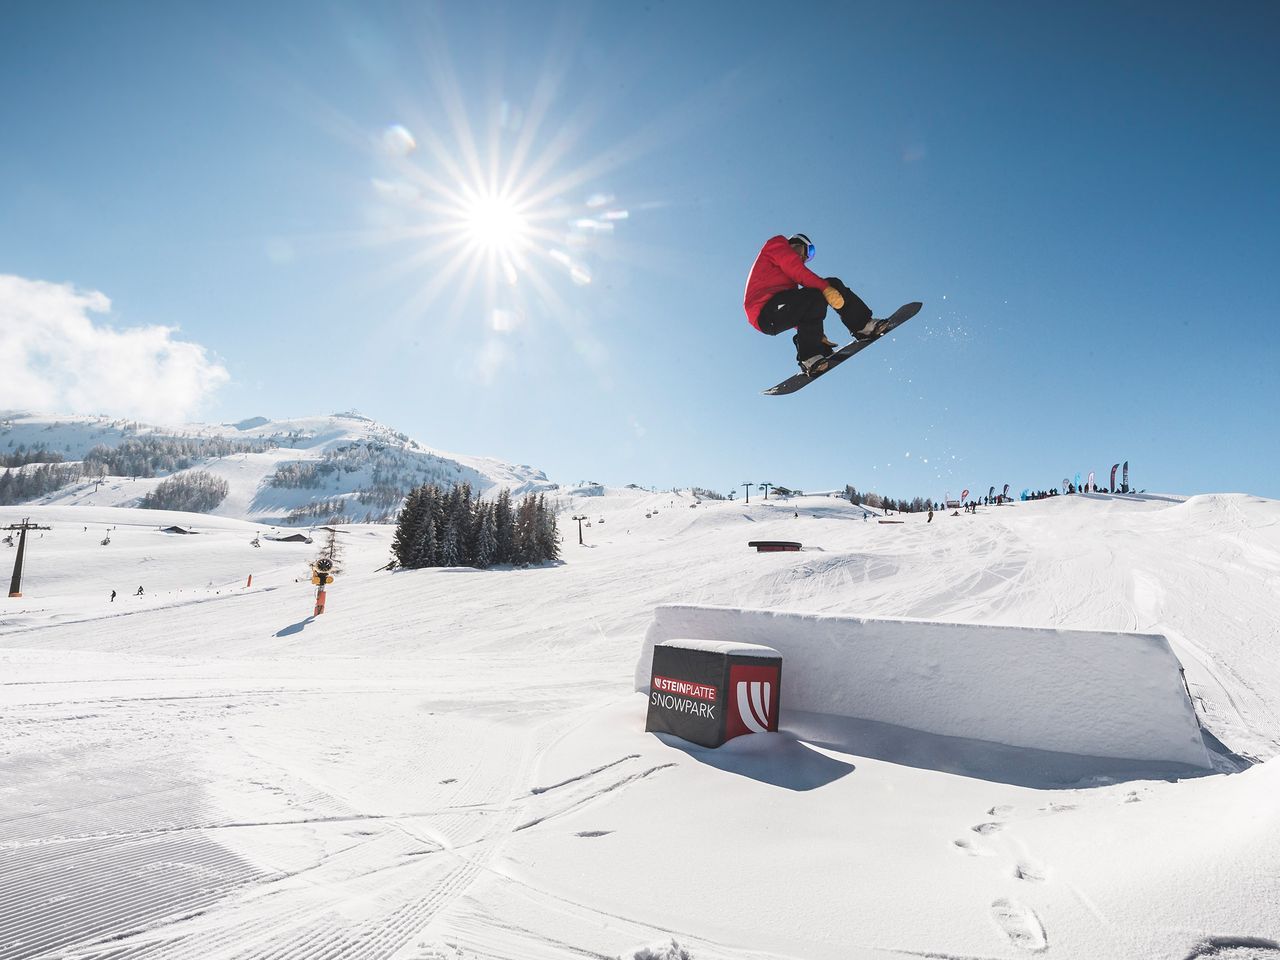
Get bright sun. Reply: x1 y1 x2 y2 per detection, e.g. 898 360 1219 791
367 55 634 363
461 190 530 257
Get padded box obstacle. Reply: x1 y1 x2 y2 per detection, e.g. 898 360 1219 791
645 638 782 748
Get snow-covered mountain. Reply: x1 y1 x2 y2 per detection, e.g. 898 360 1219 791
0 411 557 524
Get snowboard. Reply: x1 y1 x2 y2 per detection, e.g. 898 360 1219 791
763 301 923 396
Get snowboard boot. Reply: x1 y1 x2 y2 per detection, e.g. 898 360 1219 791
799 353 831 377
848 318 886 341
794 332 837 358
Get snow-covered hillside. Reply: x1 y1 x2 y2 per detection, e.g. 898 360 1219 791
1 490 1278 959
0 411 556 525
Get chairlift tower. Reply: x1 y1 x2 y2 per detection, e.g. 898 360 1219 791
6 518 52 598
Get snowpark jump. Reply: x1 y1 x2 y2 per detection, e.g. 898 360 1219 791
637 603 1210 770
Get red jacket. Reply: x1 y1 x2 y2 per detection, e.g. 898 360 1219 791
743 235 829 329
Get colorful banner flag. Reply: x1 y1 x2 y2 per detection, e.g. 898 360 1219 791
1110 463 1120 491
1123 461 1129 491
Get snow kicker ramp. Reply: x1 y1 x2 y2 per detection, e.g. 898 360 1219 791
636 604 1210 769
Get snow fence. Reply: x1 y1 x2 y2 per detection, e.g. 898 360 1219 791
635 604 1210 769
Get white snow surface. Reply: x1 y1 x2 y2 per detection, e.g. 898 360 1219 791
2 487 1279 960
640 605 1210 767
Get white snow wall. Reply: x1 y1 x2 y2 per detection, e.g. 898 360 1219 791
636 604 1210 768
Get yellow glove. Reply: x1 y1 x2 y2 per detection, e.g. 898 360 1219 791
822 286 845 310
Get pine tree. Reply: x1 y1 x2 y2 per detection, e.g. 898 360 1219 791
412 492 438 566
474 502 498 569
439 517 461 566
458 482 473 527
534 494 560 562
457 483 480 564
437 487 461 567
513 494 536 565
391 486 423 567
494 488 514 564
428 482 446 547
442 483 462 532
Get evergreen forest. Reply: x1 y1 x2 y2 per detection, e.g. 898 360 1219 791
391 483 559 569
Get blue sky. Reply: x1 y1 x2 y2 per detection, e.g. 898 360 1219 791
2 1 1277 498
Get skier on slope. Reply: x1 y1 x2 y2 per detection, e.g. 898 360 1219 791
744 233 884 375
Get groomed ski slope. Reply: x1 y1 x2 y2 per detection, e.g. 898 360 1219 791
1 490 1278 960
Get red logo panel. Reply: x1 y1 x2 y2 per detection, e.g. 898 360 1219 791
725 663 780 740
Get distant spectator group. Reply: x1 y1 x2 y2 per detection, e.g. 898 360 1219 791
1024 483 1134 501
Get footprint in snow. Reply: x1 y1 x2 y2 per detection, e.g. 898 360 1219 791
1184 938 1280 958
971 821 1004 835
991 897 1048 952
951 838 994 856
1042 802 1077 813
574 829 614 838
1014 860 1047 882
988 804 1015 817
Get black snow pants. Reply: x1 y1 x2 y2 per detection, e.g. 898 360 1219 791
756 278 873 361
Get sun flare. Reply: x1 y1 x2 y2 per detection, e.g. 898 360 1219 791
461 190 531 257
360 42 643 384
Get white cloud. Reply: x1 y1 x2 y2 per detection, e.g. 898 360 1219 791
0 274 230 421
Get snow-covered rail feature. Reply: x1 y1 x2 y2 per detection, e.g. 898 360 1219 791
636 604 1211 769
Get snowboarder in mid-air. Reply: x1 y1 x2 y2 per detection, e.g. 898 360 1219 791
744 233 886 376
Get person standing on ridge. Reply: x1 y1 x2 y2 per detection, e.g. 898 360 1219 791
743 233 885 375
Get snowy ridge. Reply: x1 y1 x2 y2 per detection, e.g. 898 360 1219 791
0 411 556 524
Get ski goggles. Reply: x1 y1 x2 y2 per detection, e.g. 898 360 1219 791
788 233 815 261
